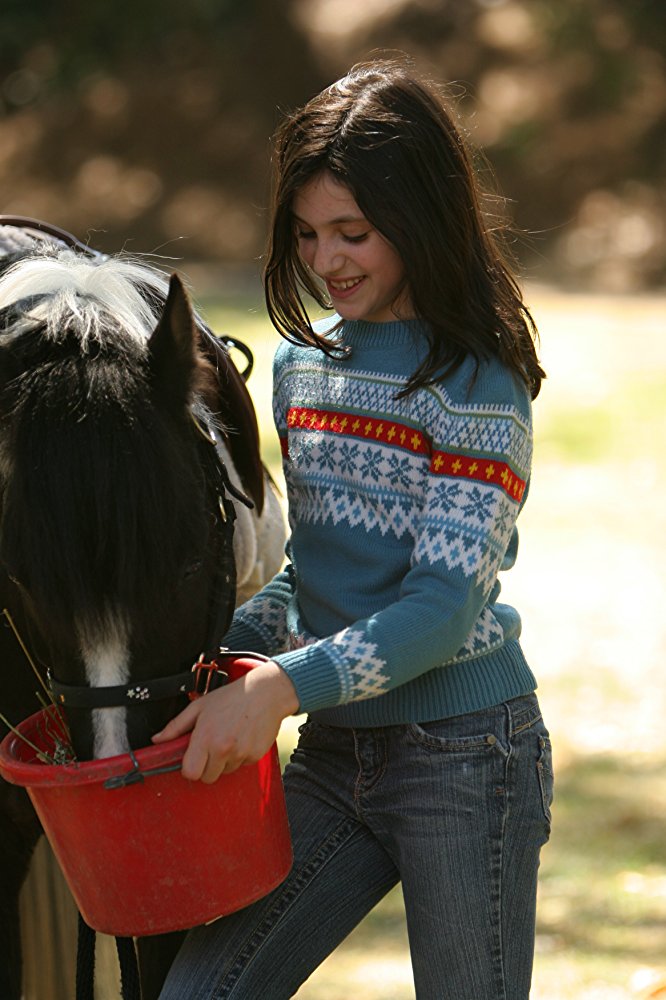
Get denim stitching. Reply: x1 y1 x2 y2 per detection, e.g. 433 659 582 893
509 696 542 736
217 816 358 999
536 737 554 827
352 728 389 810
490 699 515 1000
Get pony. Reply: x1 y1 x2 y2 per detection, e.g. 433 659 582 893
0 219 285 998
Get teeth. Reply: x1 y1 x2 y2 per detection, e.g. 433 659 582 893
330 277 362 290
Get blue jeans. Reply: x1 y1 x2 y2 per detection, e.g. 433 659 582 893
159 693 553 1000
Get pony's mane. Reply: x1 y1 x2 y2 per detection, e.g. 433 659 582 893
0 246 172 349
0 246 212 633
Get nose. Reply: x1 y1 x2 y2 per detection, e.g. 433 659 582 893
311 237 346 277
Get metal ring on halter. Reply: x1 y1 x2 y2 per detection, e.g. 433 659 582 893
219 335 254 381
190 410 218 447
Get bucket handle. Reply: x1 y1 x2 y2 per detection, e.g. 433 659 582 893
103 752 182 790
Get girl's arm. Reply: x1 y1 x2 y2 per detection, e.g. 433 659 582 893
221 559 294 656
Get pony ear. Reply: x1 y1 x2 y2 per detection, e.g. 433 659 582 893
148 273 198 406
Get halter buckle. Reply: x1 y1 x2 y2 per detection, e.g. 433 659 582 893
189 656 228 701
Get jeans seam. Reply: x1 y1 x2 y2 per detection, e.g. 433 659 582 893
510 709 542 737
352 729 388 811
492 701 514 1000
217 816 358 999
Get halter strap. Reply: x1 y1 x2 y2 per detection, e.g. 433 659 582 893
0 215 105 259
49 651 267 711
50 660 228 709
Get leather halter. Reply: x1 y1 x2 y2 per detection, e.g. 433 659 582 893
50 657 228 709
0 214 106 259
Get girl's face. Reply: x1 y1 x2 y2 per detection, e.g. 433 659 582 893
292 172 412 324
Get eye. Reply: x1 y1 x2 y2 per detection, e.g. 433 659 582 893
343 232 369 244
295 228 315 241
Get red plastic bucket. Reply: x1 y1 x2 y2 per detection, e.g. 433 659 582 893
0 658 292 937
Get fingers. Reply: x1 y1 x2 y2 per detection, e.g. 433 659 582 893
151 691 245 780
151 664 290 783
182 732 246 783
151 701 201 743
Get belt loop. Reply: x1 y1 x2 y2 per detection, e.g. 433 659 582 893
503 698 514 741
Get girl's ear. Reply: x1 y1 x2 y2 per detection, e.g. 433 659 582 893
147 273 197 407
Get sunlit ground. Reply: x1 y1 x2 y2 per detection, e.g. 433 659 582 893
200 281 666 1000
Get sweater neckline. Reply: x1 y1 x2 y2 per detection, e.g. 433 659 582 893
338 318 429 349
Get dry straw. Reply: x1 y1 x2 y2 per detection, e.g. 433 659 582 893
0 608 76 764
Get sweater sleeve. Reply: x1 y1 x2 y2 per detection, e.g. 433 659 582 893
273 373 533 713
222 564 294 657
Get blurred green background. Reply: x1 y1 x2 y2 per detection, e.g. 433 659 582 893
4 2 665 998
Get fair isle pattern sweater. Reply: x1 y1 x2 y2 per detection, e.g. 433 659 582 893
223 317 537 726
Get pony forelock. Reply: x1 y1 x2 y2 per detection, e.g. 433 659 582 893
0 248 173 349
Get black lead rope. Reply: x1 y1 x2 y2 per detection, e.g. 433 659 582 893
76 916 96 1000
116 936 142 1000
77 914 141 1000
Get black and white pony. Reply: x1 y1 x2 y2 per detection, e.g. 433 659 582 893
0 220 284 998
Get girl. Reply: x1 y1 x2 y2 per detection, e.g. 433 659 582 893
156 58 552 1000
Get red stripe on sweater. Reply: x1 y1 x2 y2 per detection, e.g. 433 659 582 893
282 406 525 501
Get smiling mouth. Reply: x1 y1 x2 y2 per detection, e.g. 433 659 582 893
327 276 365 293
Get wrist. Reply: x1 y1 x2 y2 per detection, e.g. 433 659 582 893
256 660 300 717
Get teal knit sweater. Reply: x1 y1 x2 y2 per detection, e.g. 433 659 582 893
224 317 537 726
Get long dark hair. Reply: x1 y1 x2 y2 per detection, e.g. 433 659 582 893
264 58 545 400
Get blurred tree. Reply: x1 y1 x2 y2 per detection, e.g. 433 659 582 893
0 0 327 259
1 0 664 287
335 0 666 288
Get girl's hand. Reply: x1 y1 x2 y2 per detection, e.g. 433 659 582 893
151 661 299 783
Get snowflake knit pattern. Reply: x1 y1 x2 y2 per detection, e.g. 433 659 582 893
224 317 538 726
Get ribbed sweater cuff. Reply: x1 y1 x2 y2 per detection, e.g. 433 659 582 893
273 644 342 714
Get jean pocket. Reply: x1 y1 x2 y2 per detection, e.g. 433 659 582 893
407 720 509 757
295 718 344 752
536 735 554 825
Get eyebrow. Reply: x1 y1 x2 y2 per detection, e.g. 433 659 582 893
292 213 368 225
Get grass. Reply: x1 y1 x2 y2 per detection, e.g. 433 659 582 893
200 283 666 999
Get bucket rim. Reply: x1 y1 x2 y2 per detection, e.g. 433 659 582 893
0 708 190 788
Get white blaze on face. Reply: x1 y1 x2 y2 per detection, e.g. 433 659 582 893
78 613 131 759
